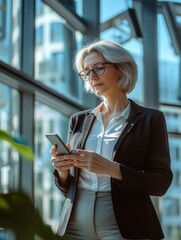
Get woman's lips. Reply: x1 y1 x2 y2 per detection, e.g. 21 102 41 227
93 83 103 88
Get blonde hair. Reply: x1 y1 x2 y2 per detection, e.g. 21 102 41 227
74 39 138 93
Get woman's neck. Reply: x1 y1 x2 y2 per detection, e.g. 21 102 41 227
101 95 129 115
99 94 129 130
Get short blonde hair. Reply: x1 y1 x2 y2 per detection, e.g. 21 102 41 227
74 40 138 93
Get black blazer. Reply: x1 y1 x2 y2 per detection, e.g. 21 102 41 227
55 100 173 239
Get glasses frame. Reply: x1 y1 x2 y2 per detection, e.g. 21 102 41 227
78 62 112 82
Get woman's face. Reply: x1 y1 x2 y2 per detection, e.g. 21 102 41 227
83 52 122 97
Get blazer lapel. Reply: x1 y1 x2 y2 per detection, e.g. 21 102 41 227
78 113 96 149
112 100 142 157
73 113 95 182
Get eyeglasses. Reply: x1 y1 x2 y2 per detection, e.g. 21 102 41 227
79 62 112 82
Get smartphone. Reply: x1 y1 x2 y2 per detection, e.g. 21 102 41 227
45 133 70 155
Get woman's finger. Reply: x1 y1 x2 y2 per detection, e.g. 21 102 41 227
50 144 58 157
66 143 71 151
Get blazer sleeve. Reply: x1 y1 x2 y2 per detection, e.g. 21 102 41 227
113 111 173 197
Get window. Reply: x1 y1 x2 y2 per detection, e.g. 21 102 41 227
50 22 64 42
36 0 44 16
0 83 20 194
34 101 69 231
36 25 44 45
34 1 81 102
100 0 128 22
158 14 181 105
0 0 21 68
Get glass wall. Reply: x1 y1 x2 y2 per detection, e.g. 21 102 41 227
157 8 181 240
34 101 69 232
158 14 180 105
0 0 21 69
161 136 181 239
100 0 128 22
0 83 20 193
34 0 83 103
0 83 20 239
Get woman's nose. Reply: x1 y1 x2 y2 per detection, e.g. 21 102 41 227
88 70 99 80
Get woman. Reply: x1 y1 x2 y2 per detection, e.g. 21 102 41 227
51 40 172 240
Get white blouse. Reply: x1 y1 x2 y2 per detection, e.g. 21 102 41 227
78 102 131 192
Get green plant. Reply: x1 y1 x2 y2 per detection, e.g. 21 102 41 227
0 129 34 160
0 191 62 240
0 129 66 240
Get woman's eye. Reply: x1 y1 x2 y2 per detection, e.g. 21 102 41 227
95 67 104 71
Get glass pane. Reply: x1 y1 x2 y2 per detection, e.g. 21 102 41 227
161 136 181 240
0 230 14 240
74 0 83 17
124 39 143 104
34 101 70 233
0 83 20 240
100 0 129 22
0 0 21 69
161 106 181 134
158 10 181 240
0 83 20 193
34 0 82 103
158 14 181 105
176 15 181 25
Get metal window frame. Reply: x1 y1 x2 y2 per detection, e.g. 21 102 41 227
0 61 84 115
161 2 181 56
100 8 142 41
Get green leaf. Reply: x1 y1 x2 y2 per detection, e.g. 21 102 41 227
0 198 10 209
0 129 34 160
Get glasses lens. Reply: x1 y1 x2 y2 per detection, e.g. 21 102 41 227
79 71 87 81
93 65 105 75
79 63 108 81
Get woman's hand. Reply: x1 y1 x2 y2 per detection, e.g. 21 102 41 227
63 149 122 180
50 144 75 184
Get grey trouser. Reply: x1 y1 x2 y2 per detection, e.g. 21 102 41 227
64 188 124 240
